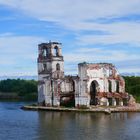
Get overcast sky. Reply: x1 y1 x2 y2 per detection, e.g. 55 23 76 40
0 0 140 76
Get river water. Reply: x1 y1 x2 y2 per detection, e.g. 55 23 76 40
0 101 140 140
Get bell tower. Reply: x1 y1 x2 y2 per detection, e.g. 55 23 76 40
37 41 64 106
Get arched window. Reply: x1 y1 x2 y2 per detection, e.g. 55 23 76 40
54 46 59 56
116 81 119 93
71 80 75 92
56 63 60 71
43 63 47 71
108 80 112 92
90 80 99 105
46 48 49 57
43 48 49 57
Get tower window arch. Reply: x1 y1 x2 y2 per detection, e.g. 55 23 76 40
56 63 60 71
43 63 47 71
46 48 49 57
43 48 49 57
54 46 59 56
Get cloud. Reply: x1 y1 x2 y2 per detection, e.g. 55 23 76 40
64 47 140 74
0 34 45 75
1 0 140 46
64 48 139 63
0 34 44 54
0 0 140 75
0 0 140 23
1 0 140 21
74 22 140 45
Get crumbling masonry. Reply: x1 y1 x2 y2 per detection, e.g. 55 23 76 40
37 41 134 107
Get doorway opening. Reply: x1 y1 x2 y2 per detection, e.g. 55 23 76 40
90 81 98 105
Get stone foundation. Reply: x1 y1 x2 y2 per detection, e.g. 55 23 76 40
75 96 90 107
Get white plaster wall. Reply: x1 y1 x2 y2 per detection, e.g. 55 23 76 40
38 62 52 74
105 69 110 77
74 80 79 94
64 82 69 92
53 96 60 106
44 95 52 105
51 44 61 49
78 64 88 96
52 61 64 72
103 78 108 92
120 78 125 93
38 63 43 73
75 96 90 106
44 80 51 96
87 69 104 78
60 81 65 92
60 81 73 93
78 64 87 80
38 80 52 104
38 74 49 81
46 62 52 70
40 62 52 71
78 79 88 96
112 80 116 92
38 84 45 103
57 78 78 94
120 86 124 93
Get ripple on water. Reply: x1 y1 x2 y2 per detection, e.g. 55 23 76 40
0 102 140 140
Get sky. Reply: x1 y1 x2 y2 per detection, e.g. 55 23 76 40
0 0 140 76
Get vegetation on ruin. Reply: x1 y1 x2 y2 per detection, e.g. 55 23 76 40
0 76 140 102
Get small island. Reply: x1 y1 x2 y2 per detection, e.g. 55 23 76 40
21 41 140 114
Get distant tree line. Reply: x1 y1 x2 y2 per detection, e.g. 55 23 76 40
0 77 140 102
0 79 37 101
123 76 140 102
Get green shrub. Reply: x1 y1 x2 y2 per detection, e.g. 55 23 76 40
123 76 140 103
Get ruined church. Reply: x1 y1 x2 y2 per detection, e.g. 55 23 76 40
37 41 131 107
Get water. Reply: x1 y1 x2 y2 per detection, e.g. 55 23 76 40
0 102 140 140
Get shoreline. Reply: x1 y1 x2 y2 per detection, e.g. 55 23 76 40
0 92 37 101
21 104 140 114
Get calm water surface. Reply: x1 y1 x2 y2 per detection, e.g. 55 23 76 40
0 102 140 140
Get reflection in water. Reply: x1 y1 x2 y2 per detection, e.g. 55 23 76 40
37 112 140 140
0 102 140 140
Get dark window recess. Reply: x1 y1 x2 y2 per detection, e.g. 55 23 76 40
43 64 47 70
56 63 60 71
